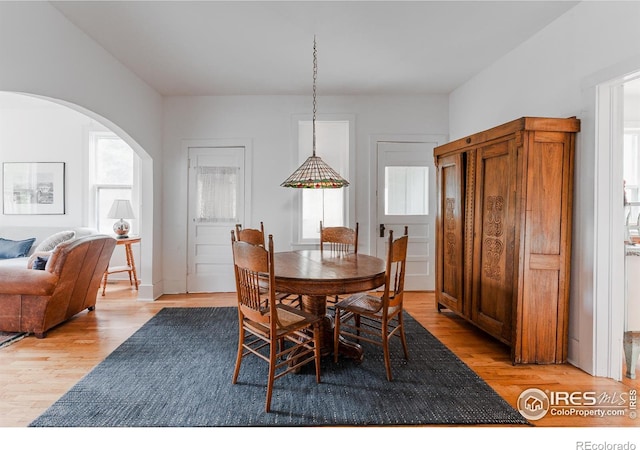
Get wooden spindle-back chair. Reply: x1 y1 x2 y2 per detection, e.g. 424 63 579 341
235 222 265 247
231 231 322 412
333 226 409 381
320 221 358 254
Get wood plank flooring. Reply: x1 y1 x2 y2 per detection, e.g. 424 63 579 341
1 282 638 429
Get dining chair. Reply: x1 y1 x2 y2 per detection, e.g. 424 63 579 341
320 221 359 306
320 221 359 254
235 222 297 304
235 222 265 247
231 231 322 412
333 226 409 381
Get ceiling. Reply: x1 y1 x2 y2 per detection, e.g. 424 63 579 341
51 1 579 97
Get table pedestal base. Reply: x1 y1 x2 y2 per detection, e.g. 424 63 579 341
288 295 363 367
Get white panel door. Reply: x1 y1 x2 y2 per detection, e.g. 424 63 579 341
187 146 246 292
376 140 439 291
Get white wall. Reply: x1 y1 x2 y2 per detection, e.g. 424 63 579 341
449 2 640 138
448 1 640 375
626 85 640 124
0 2 164 299
162 94 448 293
0 94 96 227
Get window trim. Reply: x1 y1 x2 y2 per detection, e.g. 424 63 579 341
87 130 141 234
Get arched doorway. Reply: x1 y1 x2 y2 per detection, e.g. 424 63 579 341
0 91 155 300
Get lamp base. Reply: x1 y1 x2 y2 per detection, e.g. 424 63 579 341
113 219 130 239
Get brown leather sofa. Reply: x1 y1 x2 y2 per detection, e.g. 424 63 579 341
0 235 116 338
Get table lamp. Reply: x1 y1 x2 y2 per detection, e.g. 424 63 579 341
107 199 135 238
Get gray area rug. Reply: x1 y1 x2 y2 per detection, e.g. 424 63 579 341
30 307 529 427
0 331 26 349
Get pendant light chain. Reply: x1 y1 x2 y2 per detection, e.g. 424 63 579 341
312 36 317 157
280 35 349 189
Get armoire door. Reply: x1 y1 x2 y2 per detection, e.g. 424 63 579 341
517 130 575 363
471 139 519 343
435 152 465 313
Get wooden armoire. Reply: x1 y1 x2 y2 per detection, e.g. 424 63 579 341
434 117 580 364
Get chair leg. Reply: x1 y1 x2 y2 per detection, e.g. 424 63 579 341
101 272 108 296
232 327 244 384
314 323 322 383
333 309 341 363
278 337 286 356
382 329 393 381
399 313 409 360
265 339 277 413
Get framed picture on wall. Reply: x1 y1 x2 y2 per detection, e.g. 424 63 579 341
2 162 66 215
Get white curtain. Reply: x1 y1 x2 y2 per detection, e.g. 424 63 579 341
196 166 238 223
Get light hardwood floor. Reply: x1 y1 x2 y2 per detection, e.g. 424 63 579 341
1 282 639 428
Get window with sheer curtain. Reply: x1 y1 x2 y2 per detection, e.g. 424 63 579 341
298 120 349 241
195 166 239 223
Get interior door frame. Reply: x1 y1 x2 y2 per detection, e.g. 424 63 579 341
585 59 640 380
182 138 252 292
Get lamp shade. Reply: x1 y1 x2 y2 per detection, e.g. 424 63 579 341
108 199 135 238
280 155 349 188
107 199 135 219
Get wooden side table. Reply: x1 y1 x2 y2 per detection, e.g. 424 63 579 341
102 236 140 296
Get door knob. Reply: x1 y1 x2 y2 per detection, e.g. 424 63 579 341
379 224 385 237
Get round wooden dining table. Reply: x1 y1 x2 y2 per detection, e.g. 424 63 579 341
273 249 386 360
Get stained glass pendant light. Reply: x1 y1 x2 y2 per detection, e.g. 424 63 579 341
281 37 349 189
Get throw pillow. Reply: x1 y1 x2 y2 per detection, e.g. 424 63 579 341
27 251 52 269
31 256 49 270
0 237 36 259
34 230 76 253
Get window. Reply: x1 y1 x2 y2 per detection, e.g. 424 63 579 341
624 131 640 201
385 166 429 215
195 166 239 223
624 129 640 241
88 131 139 235
297 120 350 241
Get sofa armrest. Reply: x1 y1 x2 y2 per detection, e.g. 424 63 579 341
0 267 57 296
